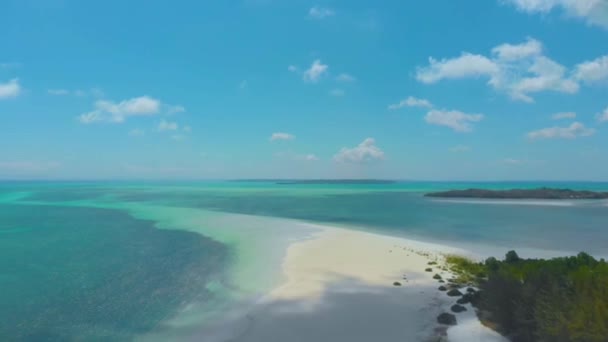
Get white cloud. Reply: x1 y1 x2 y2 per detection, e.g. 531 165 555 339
78 96 163 124
416 38 582 102
309 6 335 19
303 59 328 83
502 0 608 29
449 145 471 152
129 128 145 137
270 132 295 141
288 65 298 72
492 37 543 61
597 107 608 122
333 138 385 164
416 54 500 84
510 56 579 102
389 96 433 110
158 120 179 131
425 109 484 132
336 73 356 82
552 112 577 120
527 122 595 140
574 55 608 83
171 134 186 141
0 78 21 99
329 88 345 96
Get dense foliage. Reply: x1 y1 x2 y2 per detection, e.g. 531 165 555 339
448 251 608 342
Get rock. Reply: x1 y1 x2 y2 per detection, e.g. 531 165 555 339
428 261 438 265
425 268 433 272
456 296 469 305
446 289 463 297
466 287 476 293
438 286 447 291
433 274 442 280
436 313 457 326
451 304 467 313
393 282 402 286
438 279 445 283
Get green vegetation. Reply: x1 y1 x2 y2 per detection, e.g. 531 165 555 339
446 251 608 342
444 254 486 284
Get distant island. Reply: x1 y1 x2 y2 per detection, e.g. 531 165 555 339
425 187 608 199
232 179 397 185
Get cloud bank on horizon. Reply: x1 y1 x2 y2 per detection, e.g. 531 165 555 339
1 1 607 180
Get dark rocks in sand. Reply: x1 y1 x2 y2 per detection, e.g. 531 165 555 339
451 304 467 313
466 287 476 293
428 261 438 265
433 274 442 280
438 286 448 291
436 313 457 326
456 296 469 305
425 268 433 272
393 282 402 286
438 279 445 283
447 289 463 297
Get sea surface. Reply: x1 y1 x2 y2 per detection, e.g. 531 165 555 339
1 181 607 340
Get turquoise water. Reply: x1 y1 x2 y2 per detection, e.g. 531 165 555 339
1 181 607 340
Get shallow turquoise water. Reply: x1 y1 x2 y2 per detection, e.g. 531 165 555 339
1 181 607 340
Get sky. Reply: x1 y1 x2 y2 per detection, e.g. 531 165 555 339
1 0 608 180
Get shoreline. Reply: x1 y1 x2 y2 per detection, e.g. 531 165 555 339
230 222 507 342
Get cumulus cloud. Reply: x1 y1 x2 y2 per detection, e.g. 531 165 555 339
388 96 433 110
78 96 166 124
416 38 584 102
527 122 595 140
552 112 577 120
158 120 179 131
0 78 21 99
492 38 543 61
336 73 356 82
425 110 484 132
502 0 608 29
303 60 329 83
309 6 335 19
270 132 295 141
574 55 608 83
416 54 500 84
334 138 385 163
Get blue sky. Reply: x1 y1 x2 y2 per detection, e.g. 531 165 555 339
1 0 608 180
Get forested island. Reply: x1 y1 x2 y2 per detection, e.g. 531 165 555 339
426 188 608 199
443 251 608 342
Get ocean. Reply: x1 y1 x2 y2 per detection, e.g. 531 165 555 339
1 181 607 340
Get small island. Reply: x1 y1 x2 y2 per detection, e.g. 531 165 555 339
425 187 608 199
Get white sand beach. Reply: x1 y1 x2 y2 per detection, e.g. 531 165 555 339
234 223 507 342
